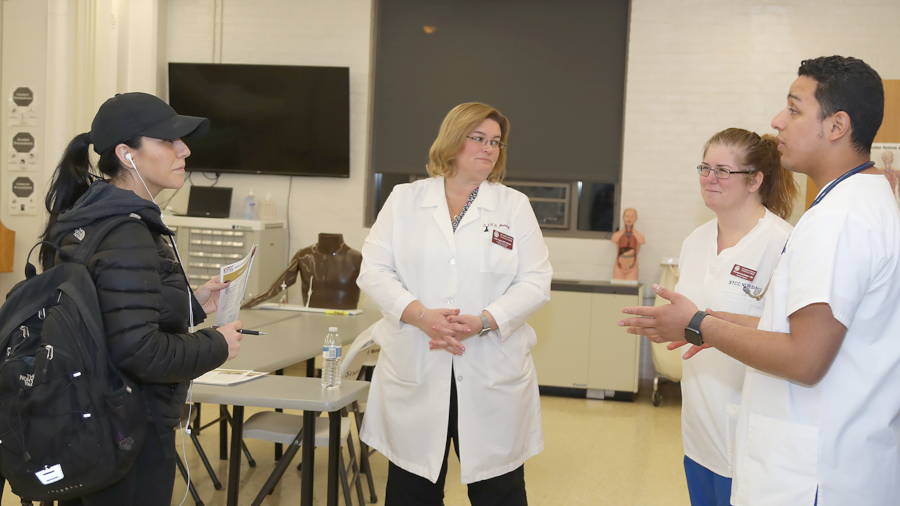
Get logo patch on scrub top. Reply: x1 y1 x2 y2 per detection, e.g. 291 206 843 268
492 230 514 250
730 264 757 282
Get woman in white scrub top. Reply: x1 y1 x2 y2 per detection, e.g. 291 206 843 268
675 128 798 506
357 103 552 505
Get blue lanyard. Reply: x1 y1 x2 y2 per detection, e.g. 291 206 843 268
781 160 875 254
807 161 875 210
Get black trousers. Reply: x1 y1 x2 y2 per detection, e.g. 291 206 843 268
59 422 177 506
385 371 528 506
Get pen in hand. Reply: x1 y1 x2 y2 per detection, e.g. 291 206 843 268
237 329 266 335
212 327 266 336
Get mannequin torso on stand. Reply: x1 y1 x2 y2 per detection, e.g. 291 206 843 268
243 233 363 310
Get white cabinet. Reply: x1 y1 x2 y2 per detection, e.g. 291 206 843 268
163 215 287 302
530 281 644 400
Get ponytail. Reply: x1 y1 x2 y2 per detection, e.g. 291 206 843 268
704 128 799 220
40 133 94 269
39 132 142 270
754 134 799 220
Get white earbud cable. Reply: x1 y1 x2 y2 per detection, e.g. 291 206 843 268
129 154 195 506
127 155 195 332
177 382 194 506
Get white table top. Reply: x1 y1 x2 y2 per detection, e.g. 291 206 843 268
202 304 383 372
191 375 369 412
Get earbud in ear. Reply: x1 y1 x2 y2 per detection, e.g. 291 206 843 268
125 152 138 170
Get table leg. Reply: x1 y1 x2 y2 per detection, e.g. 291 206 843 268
192 402 201 434
327 411 341 506
220 404 229 460
275 368 284 461
252 431 302 506
300 410 317 506
227 405 245 506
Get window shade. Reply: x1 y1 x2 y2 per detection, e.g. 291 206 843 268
371 0 628 182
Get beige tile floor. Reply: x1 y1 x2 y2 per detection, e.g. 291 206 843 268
0 380 687 506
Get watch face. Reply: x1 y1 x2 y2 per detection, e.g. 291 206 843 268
684 328 702 346
479 315 491 336
684 311 707 346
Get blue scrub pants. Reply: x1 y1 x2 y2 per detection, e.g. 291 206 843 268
684 456 732 506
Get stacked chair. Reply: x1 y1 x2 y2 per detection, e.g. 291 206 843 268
239 323 380 505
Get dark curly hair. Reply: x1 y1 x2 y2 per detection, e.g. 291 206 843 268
798 56 884 154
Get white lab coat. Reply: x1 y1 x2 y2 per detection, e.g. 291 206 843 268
357 177 552 484
676 210 792 478
731 175 900 506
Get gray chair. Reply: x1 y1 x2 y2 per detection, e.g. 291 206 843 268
240 327 377 505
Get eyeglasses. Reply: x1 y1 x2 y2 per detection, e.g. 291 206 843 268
697 164 754 179
467 135 506 149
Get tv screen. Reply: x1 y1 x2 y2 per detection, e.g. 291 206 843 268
168 63 350 177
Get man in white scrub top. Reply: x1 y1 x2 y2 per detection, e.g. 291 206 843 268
678 128 800 506
620 55 900 506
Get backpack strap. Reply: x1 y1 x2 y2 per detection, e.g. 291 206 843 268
161 233 207 329
70 215 147 266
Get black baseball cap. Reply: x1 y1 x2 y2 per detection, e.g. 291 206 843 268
89 92 210 154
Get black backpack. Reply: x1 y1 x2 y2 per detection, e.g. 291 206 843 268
0 216 147 501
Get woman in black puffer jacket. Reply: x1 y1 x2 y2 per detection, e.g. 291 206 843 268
39 92 244 506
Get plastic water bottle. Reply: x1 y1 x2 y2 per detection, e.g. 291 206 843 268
244 189 257 220
322 327 342 388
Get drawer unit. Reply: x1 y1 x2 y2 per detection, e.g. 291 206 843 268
530 280 643 400
164 215 287 303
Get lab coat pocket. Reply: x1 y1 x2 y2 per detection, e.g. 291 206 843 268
374 326 423 384
724 403 741 475
480 230 518 275
735 413 818 505
484 325 535 386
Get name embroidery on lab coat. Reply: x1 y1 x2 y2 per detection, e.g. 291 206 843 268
483 222 510 232
730 264 757 282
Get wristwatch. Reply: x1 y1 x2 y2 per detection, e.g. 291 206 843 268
477 314 492 337
684 311 709 346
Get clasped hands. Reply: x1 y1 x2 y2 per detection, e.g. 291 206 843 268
617 284 734 359
419 309 482 356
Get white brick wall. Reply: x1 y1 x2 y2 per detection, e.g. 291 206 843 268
618 0 900 287
165 0 900 291
166 0 373 302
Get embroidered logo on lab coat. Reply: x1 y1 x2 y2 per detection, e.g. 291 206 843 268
730 264 757 281
483 222 510 232
492 230 514 250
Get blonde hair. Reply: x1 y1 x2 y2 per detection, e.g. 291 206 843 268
427 103 509 183
704 128 800 220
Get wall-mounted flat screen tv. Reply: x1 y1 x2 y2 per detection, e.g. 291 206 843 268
168 62 350 177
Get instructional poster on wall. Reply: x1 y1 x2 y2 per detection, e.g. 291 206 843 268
872 143 900 208
8 175 37 215
9 131 38 170
7 87 38 126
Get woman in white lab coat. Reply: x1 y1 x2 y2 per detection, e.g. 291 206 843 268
357 103 552 505
674 128 798 506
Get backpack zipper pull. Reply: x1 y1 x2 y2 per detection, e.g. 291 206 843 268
42 345 54 376
20 326 29 339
